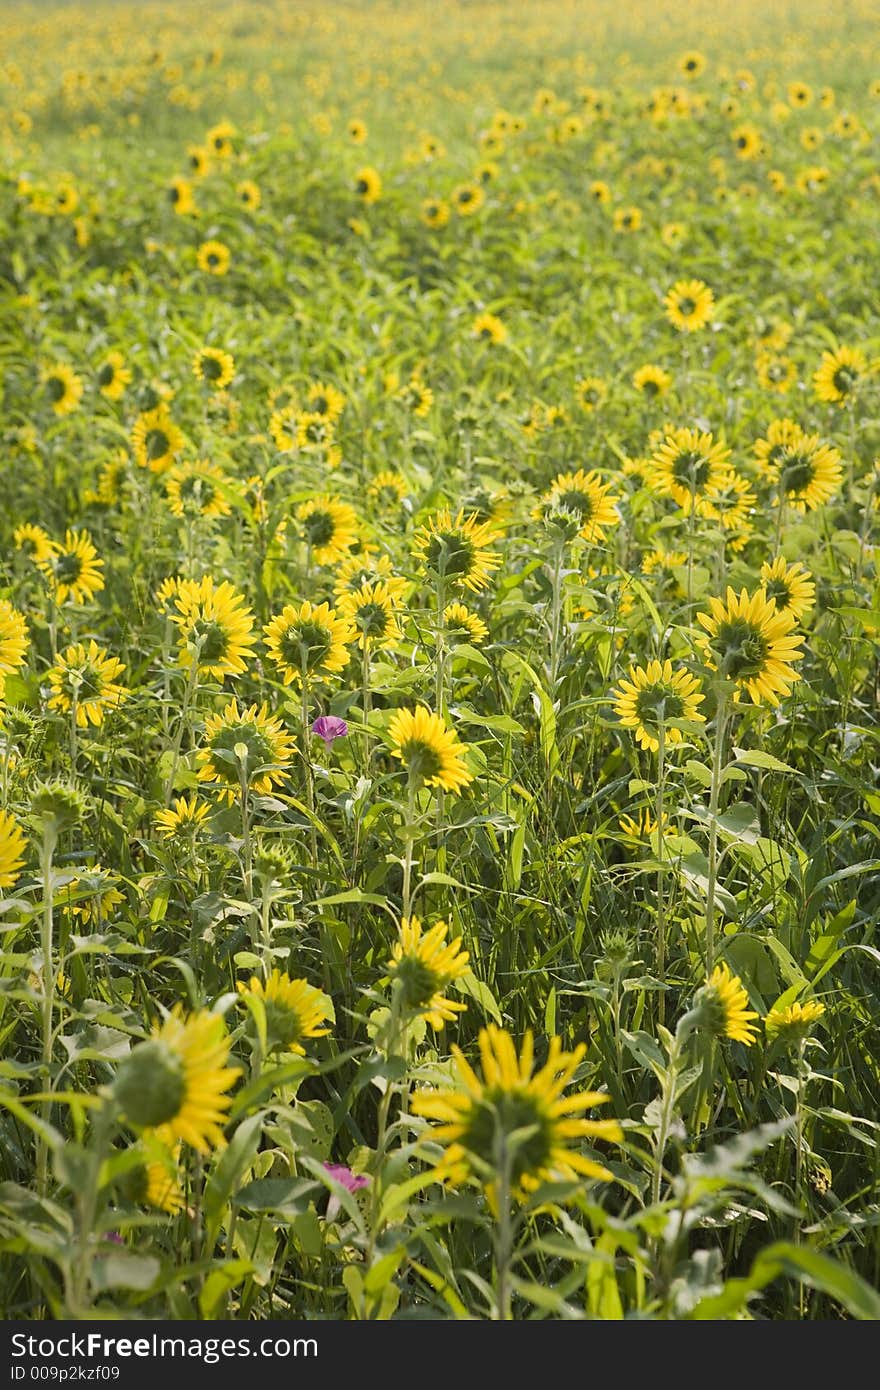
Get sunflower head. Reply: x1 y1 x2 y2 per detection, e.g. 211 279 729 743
0 810 27 890
238 970 331 1054
764 1000 826 1043
263 600 355 685
693 963 758 1045
387 705 473 795
611 658 705 753
337 582 400 649
411 508 501 593
198 699 294 800
172 576 256 680
696 586 804 705
663 278 715 333
388 917 469 1028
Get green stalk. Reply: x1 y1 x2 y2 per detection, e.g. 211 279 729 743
704 696 728 975
401 774 418 923
655 722 668 1023
164 655 200 803
36 819 59 1199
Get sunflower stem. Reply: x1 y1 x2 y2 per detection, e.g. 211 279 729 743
401 774 418 924
66 1093 117 1317
164 653 200 804
237 752 254 903
655 723 667 1025
493 1130 514 1321
300 673 318 863
704 695 728 975
36 818 58 1200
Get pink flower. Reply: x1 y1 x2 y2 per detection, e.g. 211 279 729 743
323 1162 370 1192
311 715 349 748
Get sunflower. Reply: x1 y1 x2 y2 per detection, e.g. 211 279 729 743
197 699 294 800
753 417 805 478
633 363 672 397
575 377 608 412
759 557 815 621
694 963 758 1045
236 179 261 211
348 118 368 143
472 311 506 345
38 530 104 605
397 378 434 417
196 240 231 275
306 381 346 422
612 659 705 753
704 470 757 535
171 576 256 681
732 123 762 158
293 496 359 566
263 600 355 684
679 51 706 78
787 80 813 108
0 810 27 889
388 917 469 1029
812 346 868 406
533 469 620 544
617 808 669 844
167 176 195 215
764 1000 826 1041
95 350 131 401
368 470 409 509
588 180 611 204
444 602 489 645
187 144 211 177
164 459 232 520
412 1026 621 1206
238 970 331 1054
193 347 235 390
41 363 82 416
660 221 687 248
663 279 715 332
696 587 805 705
0 600 28 688
388 705 473 794
14 524 53 563
295 411 339 462
334 551 408 603
114 1006 240 1153
421 197 450 228
64 867 125 923
154 794 211 840
337 582 401 650
641 547 688 581
206 120 236 157
453 182 484 216
131 403 184 473
613 205 642 233
353 166 382 203
650 428 732 514
767 435 843 511
47 641 127 726
411 508 501 593
137 1144 186 1215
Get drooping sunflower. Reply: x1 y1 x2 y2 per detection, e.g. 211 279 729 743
533 469 620 544
164 459 232 520
453 182 484 216
237 970 331 1054
41 363 83 416
663 278 715 332
193 347 235 391
38 530 104 605
612 658 705 753
764 1000 826 1042
472 311 506 345
641 547 688 581
444 602 489 645
95 350 132 401
812 346 868 406
575 377 608 412
633 364 672 397
387 705 473 794
411 508 501 593
196 240 231 275
135 1144 186 1215
617 808 669 844
337 582 401 651
766 435 843 511
64 867 125 923
694 963 758 1045
695 586 805 705
388 917 469 1029
155 794 211 840
131 403 185 473
171 576 256 681
263 600 355 685
353 166 382 203
759 557 815 621
197 699 294 800
293 496 359 566
114 1006 240 1153
0 809 27 889
649 428 732 514
47 640 127 726
0 600 29 687
412 1026 622 1206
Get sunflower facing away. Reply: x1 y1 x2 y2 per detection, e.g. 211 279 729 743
763 434 843 512
197 699 294 800
171 576 256 681
164 459 233 520
131 403 185 473
0 600 28 689
411 508 501 593
650 428 732 514
612 659 705 753
154 795 211 840
38 530 104 605
263 600 355 684
47 641 127 726
696 586 805 705
193 347 235 391
533 468 620 543
663 278 715 332
764 999 826 1042
95 350 132 401
443 602 489 645
334 551 408 604
412 1026 622 1206
114 1006 240 1153
0 810 27 890
387 705 473 794
336 582 401 651
238 969 331 1054
294 496 359 566
694 963 758 1044
759 557 815 621
388 917 470 1029
812 345 868 406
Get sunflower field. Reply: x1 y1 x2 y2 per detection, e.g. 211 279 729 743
1 0 879 1325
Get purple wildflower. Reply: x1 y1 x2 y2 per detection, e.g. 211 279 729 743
323 1162 370 1192
311 715 349 748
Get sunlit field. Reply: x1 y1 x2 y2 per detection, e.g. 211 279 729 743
1 0 879 1321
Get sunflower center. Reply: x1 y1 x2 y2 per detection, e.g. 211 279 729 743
778 452 814 494
311 394 329 416
114 1039 186 1127
671 450 710 488
460 1089 553 1184
763 578 791 608
714 619 769 679
394 954 440 1009
97 363 115 387
832 366 856 393
766 362 787 382
641 378 659 396
279 621 332 672
146 428 170 461
200 354 223 381
355 179 368 194
302 511 335 546
353 601 389 637
424 530 476 578
55 552 83 583
46 376 66 402
557 488 596 517
67 664 104 702
207 252 220 267
677 297 696 316
179 476 216 508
